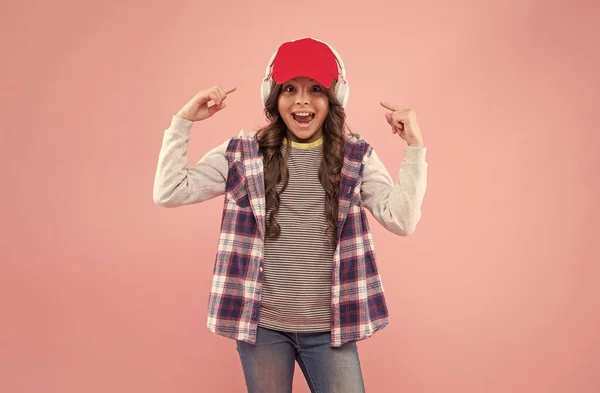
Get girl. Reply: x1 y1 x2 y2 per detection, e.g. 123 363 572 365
153 37 428 393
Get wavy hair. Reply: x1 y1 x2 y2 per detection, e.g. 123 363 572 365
254 81 353 249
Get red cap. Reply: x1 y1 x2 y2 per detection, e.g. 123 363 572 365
271 38 339 88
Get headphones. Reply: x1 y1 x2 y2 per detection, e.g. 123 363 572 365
260 37 350 108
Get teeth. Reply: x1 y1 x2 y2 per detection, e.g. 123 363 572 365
294 112 313 116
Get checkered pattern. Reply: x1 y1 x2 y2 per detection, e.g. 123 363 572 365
206 134 389 347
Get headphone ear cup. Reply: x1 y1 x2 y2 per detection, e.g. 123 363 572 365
261 80 272 106
336 82 349 108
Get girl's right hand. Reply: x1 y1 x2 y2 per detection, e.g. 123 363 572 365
176 85 236 122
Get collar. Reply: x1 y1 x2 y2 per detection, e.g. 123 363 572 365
284 137 323 149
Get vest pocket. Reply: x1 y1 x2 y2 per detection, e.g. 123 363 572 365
226 161 251 208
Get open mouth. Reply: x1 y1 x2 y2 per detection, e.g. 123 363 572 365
292 112 315 127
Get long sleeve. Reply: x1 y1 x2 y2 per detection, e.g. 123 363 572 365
152 115 230 207
360 145 428 235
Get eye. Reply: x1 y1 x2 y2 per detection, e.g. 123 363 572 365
284 85 296 93
311 85 323 93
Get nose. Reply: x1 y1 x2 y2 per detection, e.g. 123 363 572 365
295 90 309 105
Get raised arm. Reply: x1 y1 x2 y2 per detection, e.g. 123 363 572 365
153 85 236 207
361 146 427 235
153 116 230 207
360 102 428 235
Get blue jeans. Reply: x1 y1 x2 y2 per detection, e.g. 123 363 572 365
236 326 366 393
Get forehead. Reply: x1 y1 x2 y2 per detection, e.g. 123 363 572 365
285 77 321 86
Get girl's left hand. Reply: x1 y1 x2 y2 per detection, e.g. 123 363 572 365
380 102 424 147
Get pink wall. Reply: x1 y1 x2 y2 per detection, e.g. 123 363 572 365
1 0 598 392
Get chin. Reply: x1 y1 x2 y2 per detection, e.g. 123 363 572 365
288 129 318 141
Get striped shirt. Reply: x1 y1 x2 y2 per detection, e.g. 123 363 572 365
259 138 333 332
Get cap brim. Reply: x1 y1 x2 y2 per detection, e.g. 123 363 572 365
273 71 336 88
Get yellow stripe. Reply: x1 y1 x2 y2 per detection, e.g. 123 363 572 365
284 137 323 149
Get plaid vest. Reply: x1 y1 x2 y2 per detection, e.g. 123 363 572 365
207 133 389 347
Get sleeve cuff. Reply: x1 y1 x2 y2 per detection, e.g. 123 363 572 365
170 115 194 131
404 145 427 162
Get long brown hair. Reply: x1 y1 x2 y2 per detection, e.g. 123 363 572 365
254 81 353 249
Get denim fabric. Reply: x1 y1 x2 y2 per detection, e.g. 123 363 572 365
236 326 366 393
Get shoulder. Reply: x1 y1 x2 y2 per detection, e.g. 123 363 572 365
226 129 257 145
344 132 374 160
344 132 370 146
235 129 258 140
225 129 261 161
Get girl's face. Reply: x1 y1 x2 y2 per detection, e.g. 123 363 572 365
278 77 330 143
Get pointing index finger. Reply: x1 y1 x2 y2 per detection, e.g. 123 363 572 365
380 101 399 111
225 87 237 95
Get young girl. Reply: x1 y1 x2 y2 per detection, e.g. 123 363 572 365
153 37 428 393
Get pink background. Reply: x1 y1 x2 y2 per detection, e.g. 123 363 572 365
1 0 599 392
